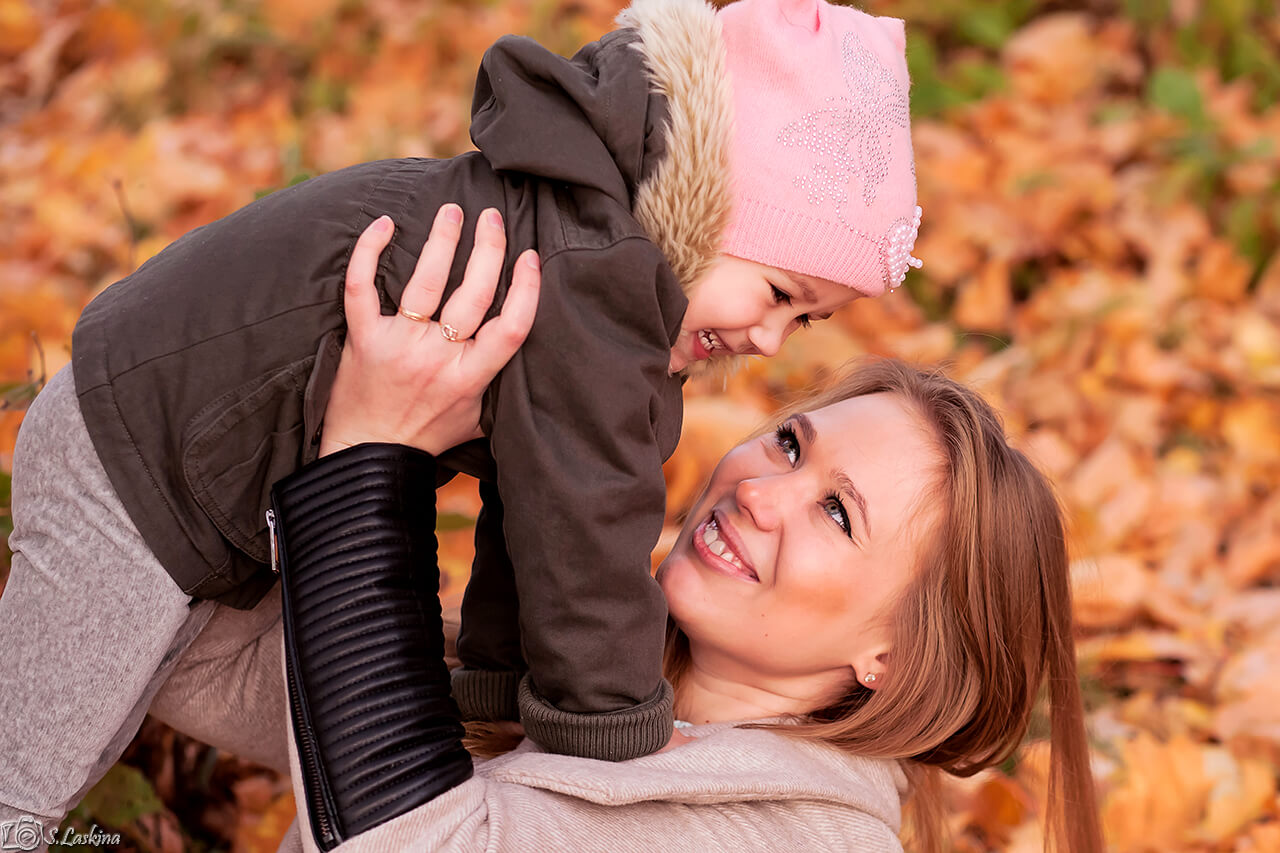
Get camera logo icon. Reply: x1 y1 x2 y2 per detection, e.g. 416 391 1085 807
0 815 48 852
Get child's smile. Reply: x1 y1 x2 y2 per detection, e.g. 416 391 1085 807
669 256 861 373
694 329 730 359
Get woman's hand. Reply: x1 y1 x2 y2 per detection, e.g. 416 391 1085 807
319 205 540 458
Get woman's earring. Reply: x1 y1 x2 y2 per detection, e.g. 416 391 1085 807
864 673 877 685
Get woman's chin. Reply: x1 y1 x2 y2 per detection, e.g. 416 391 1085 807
657 551 701 617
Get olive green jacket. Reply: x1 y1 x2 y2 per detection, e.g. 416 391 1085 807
71 0 734 760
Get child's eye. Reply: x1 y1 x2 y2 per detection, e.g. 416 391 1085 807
771 285 811 328
773 423 800 465
823 493 852 537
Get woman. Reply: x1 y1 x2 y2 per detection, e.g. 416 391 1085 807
265 222 1104 852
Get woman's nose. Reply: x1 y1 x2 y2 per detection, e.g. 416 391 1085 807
735 476 782 531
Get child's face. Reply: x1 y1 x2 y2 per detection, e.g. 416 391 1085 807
669 256 859 372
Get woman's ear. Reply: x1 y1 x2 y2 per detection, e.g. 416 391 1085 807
853 648 890 691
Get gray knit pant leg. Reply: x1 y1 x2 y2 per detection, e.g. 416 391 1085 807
149 583 291 775
0 366 215 846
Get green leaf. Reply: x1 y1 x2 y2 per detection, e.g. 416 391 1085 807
1205 0 1250 30
0 381 41 411
1147 66 1206 126
78 764 165 827
951 57 1005 100
1225 196 1265 269
436 512 476 532
1121 0 1170 26
905 36 945 117
955 7 1014 49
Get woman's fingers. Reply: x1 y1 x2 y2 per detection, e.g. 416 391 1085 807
467 249 540 382
399 204 465 320
439 208 507 340
345 216 395 337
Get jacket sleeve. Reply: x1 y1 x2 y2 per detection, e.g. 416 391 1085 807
273 444 472 850
451 480 526 722
301 776 904 853
485 240 680 761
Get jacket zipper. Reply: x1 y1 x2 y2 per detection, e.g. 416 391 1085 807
286 654 341 850
271 506 341 850
266 509 279 574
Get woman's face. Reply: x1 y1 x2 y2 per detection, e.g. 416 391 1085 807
658 392 939 705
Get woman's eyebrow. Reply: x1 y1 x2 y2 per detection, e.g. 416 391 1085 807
797 412 871 536
833 471 870 537
793 412 817 442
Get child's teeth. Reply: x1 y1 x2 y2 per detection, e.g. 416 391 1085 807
709 539 726 556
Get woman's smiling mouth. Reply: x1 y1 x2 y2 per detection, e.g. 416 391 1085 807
693 512 759 582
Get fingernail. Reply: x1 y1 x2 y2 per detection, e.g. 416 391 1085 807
373 215 392 233
523 250 540 271
486 209 503 229
444 205 463 225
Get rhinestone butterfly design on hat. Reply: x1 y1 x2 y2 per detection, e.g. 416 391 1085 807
778 30 923 289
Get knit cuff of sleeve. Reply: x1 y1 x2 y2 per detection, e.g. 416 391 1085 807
517 674 674 761
451 668 523 722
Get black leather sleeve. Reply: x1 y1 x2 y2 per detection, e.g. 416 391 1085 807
270 443 473 851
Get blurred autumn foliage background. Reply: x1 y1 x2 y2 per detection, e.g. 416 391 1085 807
2 0 1279 849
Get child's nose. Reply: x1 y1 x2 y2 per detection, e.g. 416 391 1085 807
747 323 786 358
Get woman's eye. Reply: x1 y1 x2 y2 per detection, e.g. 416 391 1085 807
773 424 800 465
797 314 812 329
823 494 852 537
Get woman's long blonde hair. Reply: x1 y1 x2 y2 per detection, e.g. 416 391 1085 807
662 358 1101 853
472 358 1103 853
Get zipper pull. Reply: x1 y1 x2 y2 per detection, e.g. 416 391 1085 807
266 508 280 574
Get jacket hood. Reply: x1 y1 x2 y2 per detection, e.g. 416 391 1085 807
619 0 734 297
469 0 731 299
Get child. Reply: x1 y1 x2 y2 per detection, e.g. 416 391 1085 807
0 0 920 826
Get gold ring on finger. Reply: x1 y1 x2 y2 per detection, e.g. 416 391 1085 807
398 306 431 323
440 323 462 342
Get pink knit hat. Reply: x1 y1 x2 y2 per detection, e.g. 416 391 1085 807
718 0 922 297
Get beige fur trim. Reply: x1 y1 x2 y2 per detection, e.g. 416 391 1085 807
617 0 734 297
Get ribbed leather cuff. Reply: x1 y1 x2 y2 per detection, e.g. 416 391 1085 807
518 674 674 761
451 668 523 721
274 443 473 849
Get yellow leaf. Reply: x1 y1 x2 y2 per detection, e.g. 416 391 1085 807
0 0 40 57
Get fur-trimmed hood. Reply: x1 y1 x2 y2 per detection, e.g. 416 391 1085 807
467 0 733 299
619 0 734 297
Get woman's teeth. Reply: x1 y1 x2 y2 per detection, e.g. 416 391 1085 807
702 518 746 570
698 330 725 355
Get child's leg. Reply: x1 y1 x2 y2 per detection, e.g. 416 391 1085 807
148 585 290 775
0 366 214 845
147 528 469 781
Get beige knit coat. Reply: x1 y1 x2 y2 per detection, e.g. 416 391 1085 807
285 719 907 852
150 580 906 852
